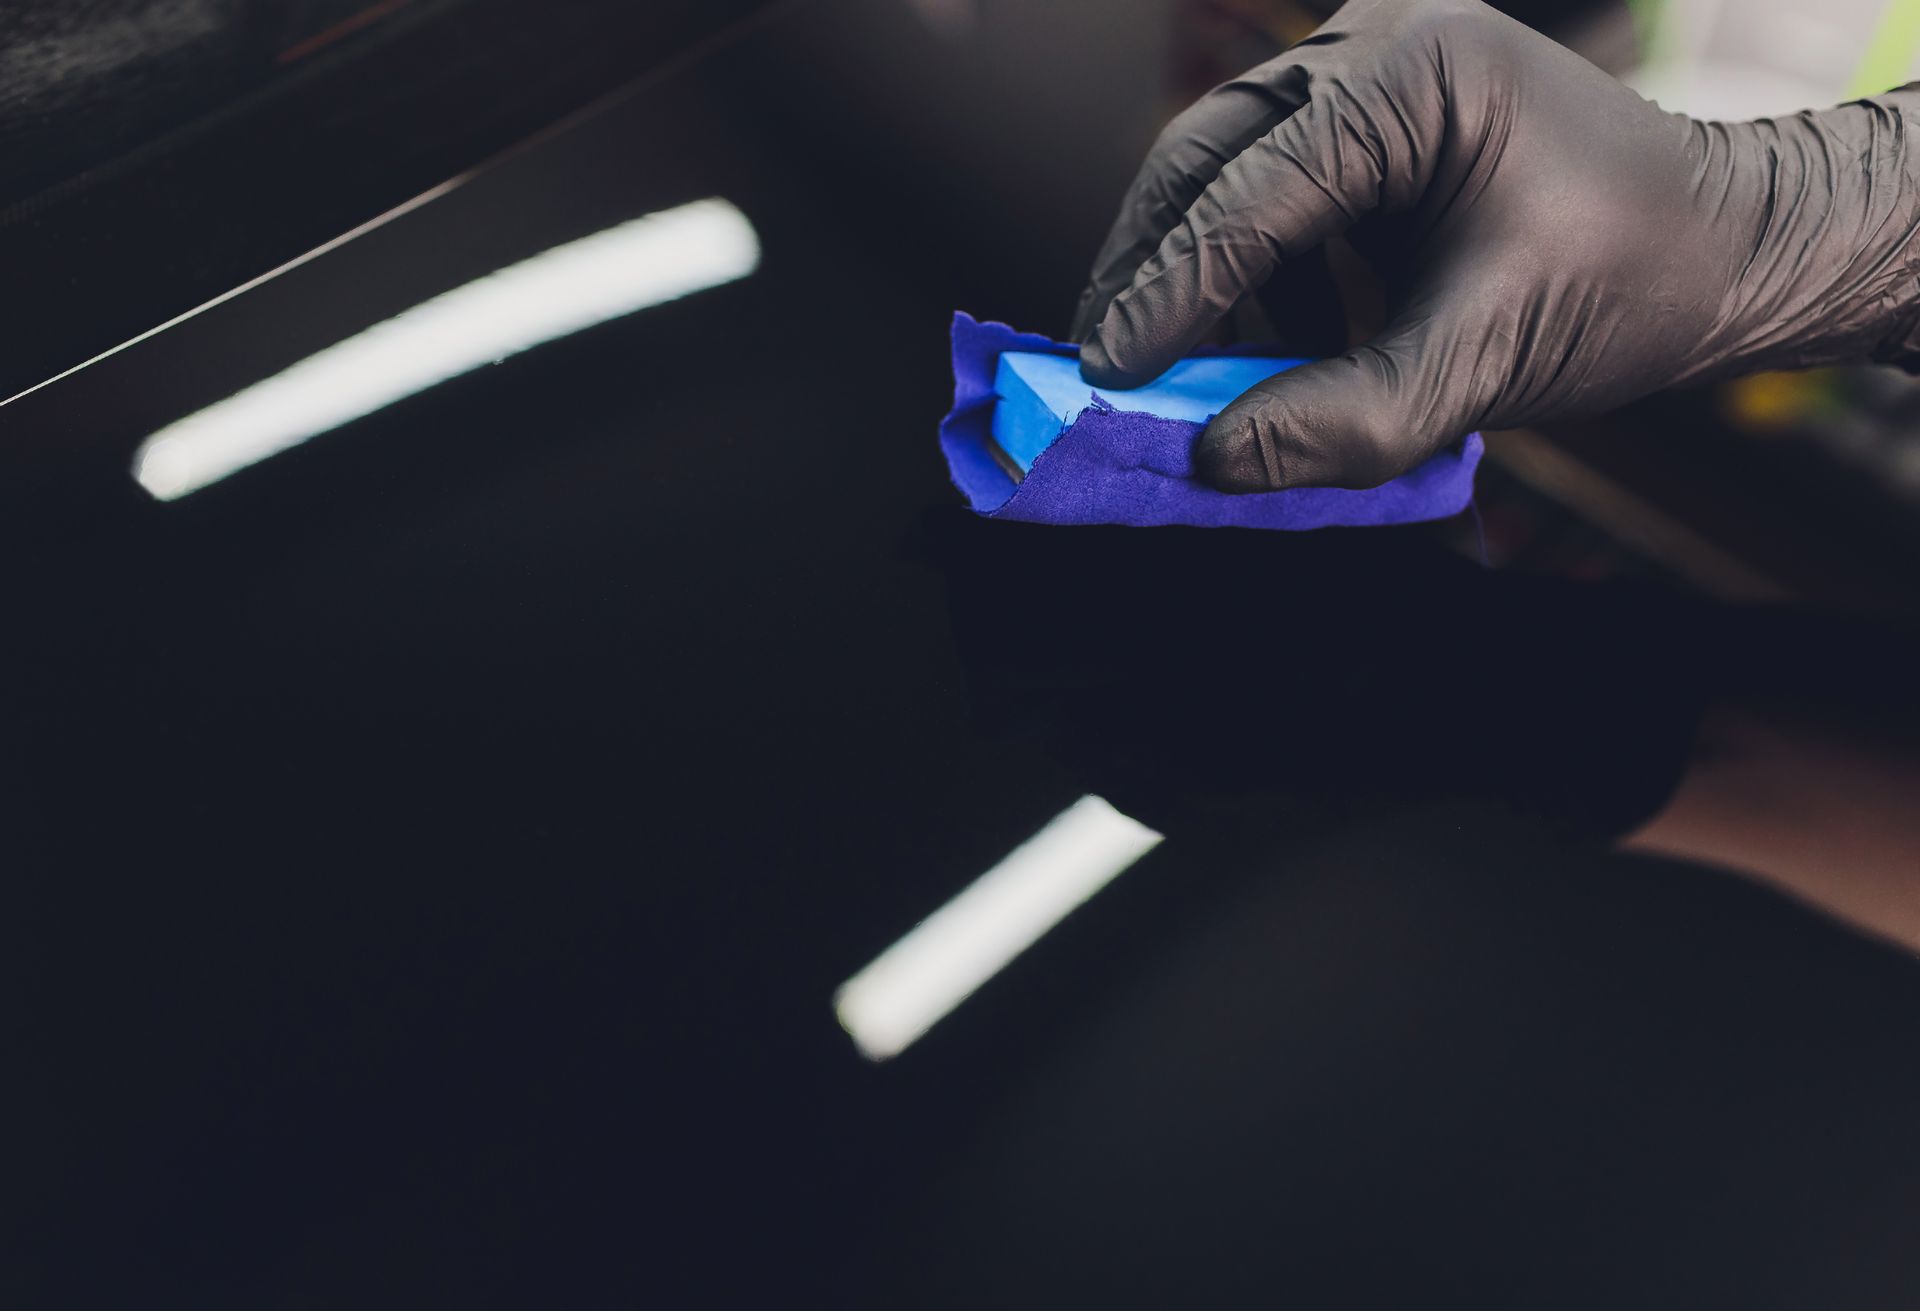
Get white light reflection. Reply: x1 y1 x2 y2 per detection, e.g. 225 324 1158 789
835 796 1164 1062
134 198 760 500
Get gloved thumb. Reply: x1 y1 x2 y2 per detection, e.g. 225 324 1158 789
1192 320 1463 493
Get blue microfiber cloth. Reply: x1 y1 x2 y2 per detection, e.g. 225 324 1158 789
939 312 1482 530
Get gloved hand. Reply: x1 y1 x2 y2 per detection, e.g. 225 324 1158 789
1071 0 1920 491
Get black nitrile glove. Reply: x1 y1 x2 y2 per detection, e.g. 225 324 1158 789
1071 0 1920 491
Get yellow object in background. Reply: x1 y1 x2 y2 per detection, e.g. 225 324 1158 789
1849 0 1920 96
1720 370 1835 434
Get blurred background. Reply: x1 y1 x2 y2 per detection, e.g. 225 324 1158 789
5 1 1920 1305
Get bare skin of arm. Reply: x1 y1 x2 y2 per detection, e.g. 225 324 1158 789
1625 706 1920 954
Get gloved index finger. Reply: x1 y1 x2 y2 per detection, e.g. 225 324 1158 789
1069 76 1304 344
1081 93 1394 388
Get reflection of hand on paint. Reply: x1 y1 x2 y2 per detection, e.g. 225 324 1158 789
1074 0 1920 493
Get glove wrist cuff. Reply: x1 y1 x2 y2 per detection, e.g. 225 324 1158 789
1706 91 1920 378
1832 88 1920 371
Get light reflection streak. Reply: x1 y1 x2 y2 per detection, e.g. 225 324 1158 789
134 197 760 500
835 796 1164 1061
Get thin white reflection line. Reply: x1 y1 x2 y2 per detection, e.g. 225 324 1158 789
834 796 1164 1062
1 171 475 413
133 196 760 500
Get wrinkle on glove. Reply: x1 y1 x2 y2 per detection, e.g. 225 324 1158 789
938 312 1481 530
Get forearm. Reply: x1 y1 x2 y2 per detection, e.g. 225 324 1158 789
1625 704 1920 954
